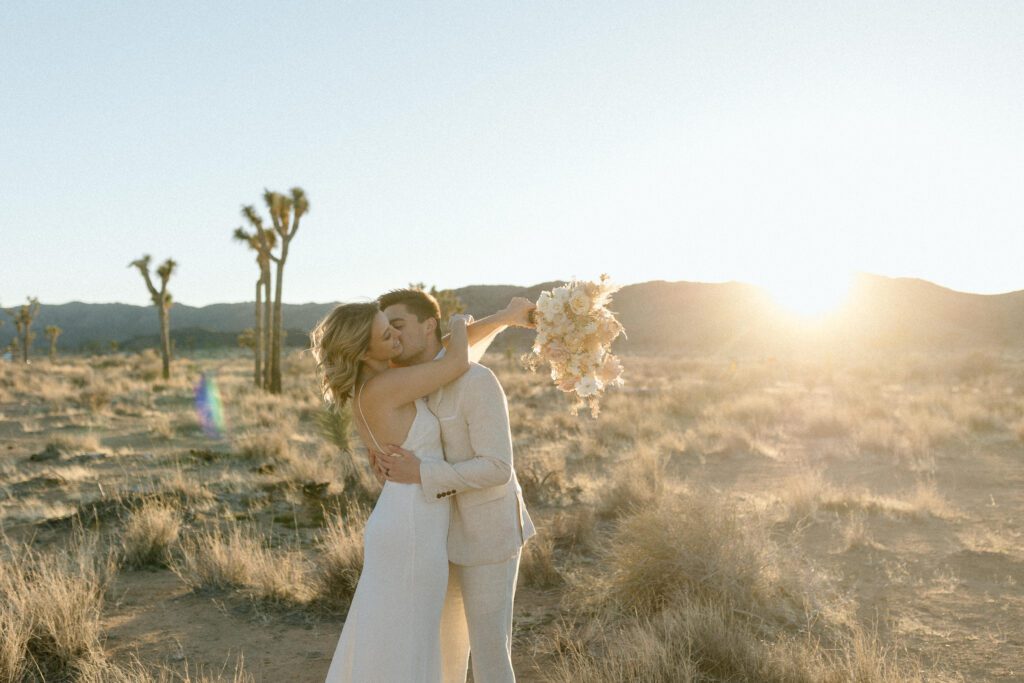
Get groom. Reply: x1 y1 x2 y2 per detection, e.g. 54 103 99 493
373 289 536 683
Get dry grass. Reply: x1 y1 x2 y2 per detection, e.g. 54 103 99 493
0 528 116 682
777 470 955 522
45 432 104 454
233 430 292 461
172 523 312 605
520 535 563 589
311 503 368 613
120 500 182 568
2 348 1017 679
545 488 945 682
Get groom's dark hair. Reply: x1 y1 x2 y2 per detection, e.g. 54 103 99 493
378 288 443 342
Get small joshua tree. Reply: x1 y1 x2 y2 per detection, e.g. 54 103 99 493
4 297 41 364
45 325 62 361
263 187 309 394
234 207 277 390
129 255 176 380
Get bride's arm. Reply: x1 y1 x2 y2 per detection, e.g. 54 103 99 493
443 297 535 357
362 314 472 410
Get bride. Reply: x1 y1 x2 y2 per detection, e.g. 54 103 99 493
310 302 498 682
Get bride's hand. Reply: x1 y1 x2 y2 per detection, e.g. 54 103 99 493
502 297 537 328
449 313 473 328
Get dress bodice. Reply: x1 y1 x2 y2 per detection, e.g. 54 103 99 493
402 398 444 462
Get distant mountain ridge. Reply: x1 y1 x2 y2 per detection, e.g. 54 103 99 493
4 274 1024 356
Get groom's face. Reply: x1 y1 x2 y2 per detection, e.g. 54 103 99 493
384 303 433 365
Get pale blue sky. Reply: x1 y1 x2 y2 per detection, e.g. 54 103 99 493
2 1 1022 309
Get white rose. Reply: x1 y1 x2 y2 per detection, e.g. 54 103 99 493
537 292 559 317
574 375 602 397
569 289 591 315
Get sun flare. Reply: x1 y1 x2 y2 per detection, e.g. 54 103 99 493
758 270 855 319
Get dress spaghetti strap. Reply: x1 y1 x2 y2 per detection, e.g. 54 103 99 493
355 381 385 452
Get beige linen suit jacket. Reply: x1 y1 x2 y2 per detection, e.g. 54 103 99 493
420 362 536 566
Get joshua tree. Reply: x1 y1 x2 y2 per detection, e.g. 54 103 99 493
263 187 309 394
233 207 277 390
129 255 176 380
4 297 41 364
45 325 62 361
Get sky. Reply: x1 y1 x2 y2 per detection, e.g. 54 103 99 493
2 1 1023 310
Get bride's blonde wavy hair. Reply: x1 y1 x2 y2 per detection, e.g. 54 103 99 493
309 302 380 408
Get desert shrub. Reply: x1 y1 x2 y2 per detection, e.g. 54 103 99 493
313 403 354 454
549 506 598 555
45 432 103 455
234 430 291 461
548 489 938 682
121 501 182 568
547 601 931 683
149 412 174 440
597 446 666 519
0 530 116 682
953 350 1001 383
79 386 112 413
311 503 367 613
172 524 311 605
519 534 563 588
800 403 852 438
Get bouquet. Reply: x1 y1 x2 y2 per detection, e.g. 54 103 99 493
524 274 626 417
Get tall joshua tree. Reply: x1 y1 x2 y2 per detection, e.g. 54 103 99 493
264 187 309 394
45 325 62 361
129 255 176 380
233 207 277 390
5 297 41 364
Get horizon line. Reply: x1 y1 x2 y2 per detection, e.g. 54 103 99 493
11 271 1024 309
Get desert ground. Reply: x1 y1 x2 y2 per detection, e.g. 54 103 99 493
1 346 1021 681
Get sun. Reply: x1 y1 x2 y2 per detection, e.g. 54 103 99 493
757 269 855 319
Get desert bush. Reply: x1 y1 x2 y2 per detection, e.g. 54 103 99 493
597 446 667 519
234 430 291 461
520 535 563 588
953 350 1000 383
121 501 182 568
79 385 113 413
519 459 577 508
312 403 354 454
588 490 818 623
157 467 213 504
0 529 116 682
799 402 853 438
149 412 174 440
546 600 933 683
172 524 311 605
549 506 598 555
45 432 103 454
547 488 939 682
311 503 367 613
779 468 827 520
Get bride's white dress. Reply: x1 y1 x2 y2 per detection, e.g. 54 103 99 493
325 398 451 682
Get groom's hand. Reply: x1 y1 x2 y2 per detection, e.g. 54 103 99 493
377 445 422 484
368 450 387 485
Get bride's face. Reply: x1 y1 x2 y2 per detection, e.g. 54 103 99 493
362 311 403 362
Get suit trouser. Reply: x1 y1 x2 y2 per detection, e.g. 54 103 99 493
439 548 522 683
